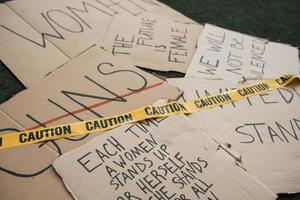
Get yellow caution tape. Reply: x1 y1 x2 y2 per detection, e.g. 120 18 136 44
0 74 298 150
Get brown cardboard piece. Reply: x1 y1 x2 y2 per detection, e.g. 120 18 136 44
100 14 203 73
53 115 276 200
0 111 72 200
7 0 196 23
168 78 300 193
6 0 110 58
0 4 69 87
185 24 300 80
6 0 196 58
2 0 194 86
0 46 181 154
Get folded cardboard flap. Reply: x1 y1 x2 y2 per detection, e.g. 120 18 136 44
0 46 181 154
100 13 203 73
168 78 300 193
53 115 276 200
0 111 73 200
185 24 300 80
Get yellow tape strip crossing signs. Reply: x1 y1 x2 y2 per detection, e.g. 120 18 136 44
0 74 298 150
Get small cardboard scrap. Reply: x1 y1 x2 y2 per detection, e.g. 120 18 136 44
100 14 203 73
0 4 69 87
0 111 72 200
168 78 300 193
53 115 275 200
185 24 300 80
0 46 181 154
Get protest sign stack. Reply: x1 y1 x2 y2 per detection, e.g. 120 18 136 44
0 0 299 199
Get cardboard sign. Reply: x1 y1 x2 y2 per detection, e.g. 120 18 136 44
6 0 195 58
0 4 69 87
2 0 194 86
0 111 72 200
168 78 300 193
6 0 111 58
100 14 203 73
0 47 181 154
53 115 275 200
185 24 300 80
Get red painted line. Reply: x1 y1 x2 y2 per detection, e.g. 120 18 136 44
29 82 164 129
